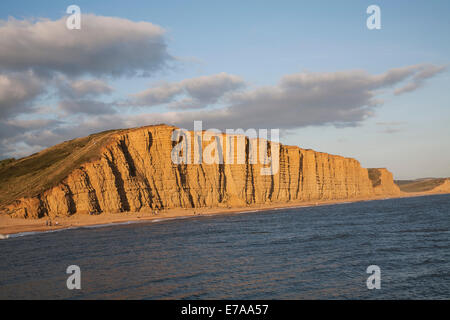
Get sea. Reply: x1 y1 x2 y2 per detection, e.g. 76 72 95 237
0 194 449 299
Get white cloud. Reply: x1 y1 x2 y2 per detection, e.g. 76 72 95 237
0 71 44 118
170 64 444 130
0 15 171 77
394 64 445 95
0 64 445 159
58 78 114 99
131 72 245 108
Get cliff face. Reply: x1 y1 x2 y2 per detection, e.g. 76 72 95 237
1 125 402 218
368 168 402 196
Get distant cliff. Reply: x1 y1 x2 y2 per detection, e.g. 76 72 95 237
0 124 404 218
368 168 401 195
396 178 450 194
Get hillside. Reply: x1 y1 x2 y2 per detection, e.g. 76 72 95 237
396 178 450 193
0 124 405 218
0 129 121 207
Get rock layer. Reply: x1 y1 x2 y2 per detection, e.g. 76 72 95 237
2 125 402 218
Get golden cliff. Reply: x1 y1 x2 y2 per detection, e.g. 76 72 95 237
368 168 402 195
0 125 403 219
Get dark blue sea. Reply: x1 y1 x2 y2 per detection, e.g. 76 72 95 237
1 194 449 299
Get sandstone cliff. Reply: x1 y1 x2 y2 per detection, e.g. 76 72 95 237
0 125 403 219
368 168 402 196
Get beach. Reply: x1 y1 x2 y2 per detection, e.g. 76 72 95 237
1 191 445 236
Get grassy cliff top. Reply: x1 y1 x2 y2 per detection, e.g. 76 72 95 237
0 130 121 207
0 124 176 207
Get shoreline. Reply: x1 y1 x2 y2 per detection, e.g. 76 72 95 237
1 191 448 237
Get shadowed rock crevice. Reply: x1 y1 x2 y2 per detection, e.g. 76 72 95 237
175 164 195 208
61 182 77 215
218 163 226 203
37 195 48 218
244 138 256 204
147 131 153 152
118 139 137 177
80 168 102 213
105 152 130 212
297 152 304 198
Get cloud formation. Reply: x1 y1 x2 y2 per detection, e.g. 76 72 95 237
0 63 445 159
149 64 445 130
0 13 173 124
57 78 114 99
0 14 171 77
0 71 44 118
394 64 446 95
131 72 245 109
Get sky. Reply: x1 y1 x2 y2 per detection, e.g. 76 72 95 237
0 0 449 179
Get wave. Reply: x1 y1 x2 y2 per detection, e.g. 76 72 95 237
6 226 79 239
2 215 204 239
80 220 142 229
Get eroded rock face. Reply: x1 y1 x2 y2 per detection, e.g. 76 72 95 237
3 125 402 218
368 168 402 196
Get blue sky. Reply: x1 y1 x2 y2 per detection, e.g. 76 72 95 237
0 0 449 179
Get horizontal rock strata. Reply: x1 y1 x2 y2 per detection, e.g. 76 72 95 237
1 125 402 218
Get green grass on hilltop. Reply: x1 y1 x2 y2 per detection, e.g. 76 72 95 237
0 130 120 207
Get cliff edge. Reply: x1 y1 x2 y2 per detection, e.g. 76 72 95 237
0 124 405 218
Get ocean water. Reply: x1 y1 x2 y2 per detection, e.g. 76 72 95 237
0 194 449 299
